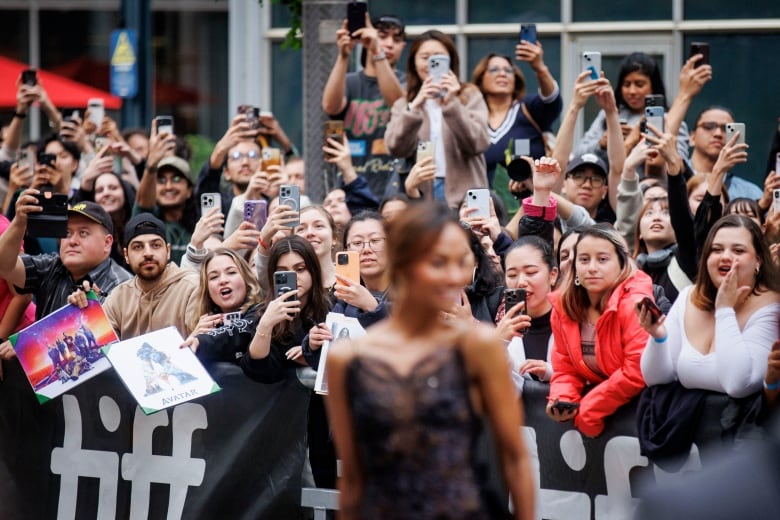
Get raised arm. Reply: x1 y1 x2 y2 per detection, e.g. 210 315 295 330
0 188 41 289
137 121 177 209
353 15 404 108
666 55 712 138
595 82 625 211
322 21 354 116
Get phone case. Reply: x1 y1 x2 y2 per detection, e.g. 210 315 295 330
504 288 526 311
274 271 298 299
346 1 367 36
279 185 300 227
336 251 361 285
262 148 282 169
428 54 450 83
243 200 268 229
27 192 68 238
155 116 174 135
519 24 537 44
416 141 434 164
323 120 344 142
582 52 601 80
513 139 530 157
726 123 745 145
466 189 490 219
87 99 104 127
690 42 710 67
200 193 222 215
773 189 780 214
644 106 665 134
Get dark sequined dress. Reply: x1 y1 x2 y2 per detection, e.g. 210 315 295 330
345 347 491 519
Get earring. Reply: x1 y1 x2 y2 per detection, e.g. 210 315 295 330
574 275 581 286
755 265 760 276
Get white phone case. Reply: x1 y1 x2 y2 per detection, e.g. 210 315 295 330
466 189 490 219
582 52 601 80
726 123 746 145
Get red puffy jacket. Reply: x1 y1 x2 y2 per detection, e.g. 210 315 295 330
548 270 652 437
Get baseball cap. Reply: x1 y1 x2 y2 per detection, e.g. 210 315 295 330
157 156 196 185
68 201 113 234
125 213 168 245
372 14 405 37
566 153 608 179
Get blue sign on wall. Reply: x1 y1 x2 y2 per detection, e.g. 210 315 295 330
110 29 138 98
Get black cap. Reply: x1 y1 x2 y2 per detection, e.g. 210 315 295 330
124 213 167 245
566 153 608 178
372 14 405 37
68 201 113 234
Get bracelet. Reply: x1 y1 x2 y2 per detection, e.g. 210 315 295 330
372 51 387 62
653 334 668 343
13 111 26 119
764 379 780 391
258 236 271 250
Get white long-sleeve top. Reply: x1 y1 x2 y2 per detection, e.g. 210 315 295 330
641 285 780 397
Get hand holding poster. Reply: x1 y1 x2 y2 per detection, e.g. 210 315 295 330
314 312 366 395
102 326 220 414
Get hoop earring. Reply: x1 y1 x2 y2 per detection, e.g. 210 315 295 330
755 265 760 276
574 275 581 286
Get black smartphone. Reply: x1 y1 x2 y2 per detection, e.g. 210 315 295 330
274 271 298 300
504 288 526 311
347 1 367 37
519 24 537 45
640 296 662 324
27 190 68 238
553 401 580 413
644 94 665 108
21 69 37 86
690 42 710 68
38 153 56 168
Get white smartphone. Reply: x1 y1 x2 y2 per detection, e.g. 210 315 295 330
513 139 530 157
279 184 301 227
200 192 222 215
582 51 601 81
773 189 780 214
87 98 104 127
466 188 490 219
416 141 434 164
155 115 174 136
726 122 746 145
428 54 450 83
775 152 780 174
644 106 665 134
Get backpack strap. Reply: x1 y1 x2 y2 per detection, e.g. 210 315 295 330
521 102 553 156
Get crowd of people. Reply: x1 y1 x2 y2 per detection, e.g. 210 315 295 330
1 10 780 518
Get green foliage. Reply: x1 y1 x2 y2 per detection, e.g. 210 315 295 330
492 164 520 219
185 134 215 175
260 0 303 50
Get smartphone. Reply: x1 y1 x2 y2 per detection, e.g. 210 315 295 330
336 251 361 285
428 54 450 84
62 109 80 125
238 104 260 130
582 51 601 81
262 147 282 170
773 189 780 214
466 188 490 219
644 106 665 134
200 192 222 215
155 115 174 136
38 153 56 168
223 312 241 327
274 271 298 300
639 296 663 325
519 23 537 45
243 199 268 230
416 140 434 164
644 94 665 108
112 153 123 175
553 401 580 413
775 152 780 174
323 120 344 143
726 122 746 145
87 98 104 127
279 185 301 227
94 136 109 154
690 42 710 68
346 1 367 37
27 190 68 238
21 69 37 86
17 150 33 171
504 288 526 312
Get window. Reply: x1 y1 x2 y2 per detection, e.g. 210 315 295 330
468 0 559 24
572 2 672 22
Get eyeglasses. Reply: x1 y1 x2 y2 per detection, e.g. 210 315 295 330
156 174 185 185
486 66 514 75
568 172 606 187
696 122 728 132
347 237 385 252
228 150 260 162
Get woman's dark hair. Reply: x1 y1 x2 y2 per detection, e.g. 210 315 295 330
633 198 674 257
265 236 331 343
379 193 409 214
509 235 557 271
472 53 527 101
561 224 635 322
556 226 585 267
725 197 763 225
692 214 780 311
342 210 383 249
466 225 503 297
406 30 461 103
39 133 81 164
693 105 735 128
614 52 666 110
92 171 136 264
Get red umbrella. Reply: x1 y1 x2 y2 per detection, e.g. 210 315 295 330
0 55 122 109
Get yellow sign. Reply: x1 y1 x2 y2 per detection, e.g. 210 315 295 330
110 31 136 67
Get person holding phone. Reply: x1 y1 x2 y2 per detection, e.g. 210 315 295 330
385 30 489 208
472 37 562 186
325 202 535 519
547 224 652 437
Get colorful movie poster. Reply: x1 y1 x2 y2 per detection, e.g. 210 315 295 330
10 292 118 404
102 326 221 414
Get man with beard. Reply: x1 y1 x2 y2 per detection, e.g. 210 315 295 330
99 213 199 339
